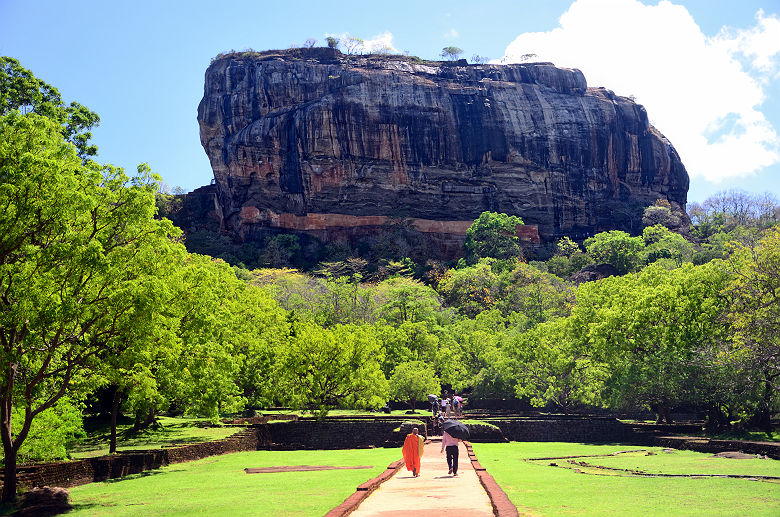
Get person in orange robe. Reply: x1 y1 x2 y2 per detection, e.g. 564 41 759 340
402 427 424 477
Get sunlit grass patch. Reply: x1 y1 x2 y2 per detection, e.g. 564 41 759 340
472 442 780 517
68 448 401 516
70 416 240 459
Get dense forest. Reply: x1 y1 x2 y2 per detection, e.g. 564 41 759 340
1 56 778 501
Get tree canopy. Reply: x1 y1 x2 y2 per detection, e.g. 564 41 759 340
0 57 99 159
464 211 525 264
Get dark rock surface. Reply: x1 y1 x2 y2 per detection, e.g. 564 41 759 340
568 263 619 284
196 48 689 257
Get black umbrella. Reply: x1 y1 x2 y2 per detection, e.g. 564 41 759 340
441 419 470 440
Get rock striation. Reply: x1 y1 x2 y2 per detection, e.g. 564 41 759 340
197 48 688 258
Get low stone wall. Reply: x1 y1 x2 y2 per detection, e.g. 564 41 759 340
486 416 630 443
2 420 430 493
262 420 427 449
655 436 780 459
3 428 260 492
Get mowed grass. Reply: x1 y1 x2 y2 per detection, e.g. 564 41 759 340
70 416 241 459
67 448 401 516
472 442 780 517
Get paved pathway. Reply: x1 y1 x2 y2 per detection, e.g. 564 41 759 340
349 439 494 517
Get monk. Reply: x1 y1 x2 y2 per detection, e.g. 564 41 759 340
402 427 424 477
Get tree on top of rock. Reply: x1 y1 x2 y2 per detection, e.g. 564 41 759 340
440 46 463 60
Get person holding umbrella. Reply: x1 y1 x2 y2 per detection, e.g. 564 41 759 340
440 420 469 476
428 394 439 417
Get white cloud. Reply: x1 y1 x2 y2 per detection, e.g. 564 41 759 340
444 28 459 39
325 31 398 54
713 9 780 76
498 0 780 183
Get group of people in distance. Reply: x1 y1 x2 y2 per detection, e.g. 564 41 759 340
403 392 465 478
430 392 463 419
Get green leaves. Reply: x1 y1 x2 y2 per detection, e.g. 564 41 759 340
275 322 388 417
0 110 185 499
464 211 525 264
1 57 100 159
584 230 645 274
388 361 440 409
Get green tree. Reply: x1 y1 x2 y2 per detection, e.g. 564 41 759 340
556 236 581 257
1 57 100 159
642 203 681 229
326 36 340 49
437 259 502 317
464 211 524 264
507 316 607 411
375 321 441 377
441 310 518 398
641 225 694 267
373 277 443 325
546 252 594 278
440 46 463 60
584 230 645 274
498 262 573 326
388 361 440 411
12 398 84 463
275 323 388 418
723 225 780 430
579 262 728 423
260 234 301 268
0 113 179 501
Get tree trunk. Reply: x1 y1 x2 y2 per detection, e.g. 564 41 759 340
132 408 156 433
753 373 774 432
109 389 122 454
1 381 17 503
1 450 16 503
653 404 673 424
704 405 729 431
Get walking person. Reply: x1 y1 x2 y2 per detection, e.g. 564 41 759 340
402 427 424 477
428 394 439 417
440 429 462 476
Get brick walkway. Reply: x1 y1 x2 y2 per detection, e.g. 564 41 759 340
348 438 494 517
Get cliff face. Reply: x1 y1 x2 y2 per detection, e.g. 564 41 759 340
197 48 688 257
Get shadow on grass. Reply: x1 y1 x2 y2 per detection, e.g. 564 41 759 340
68 502 106 511
100 467 186 484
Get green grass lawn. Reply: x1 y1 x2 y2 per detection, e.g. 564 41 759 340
67 448 401 516
70 416 241 459
472 442 780 517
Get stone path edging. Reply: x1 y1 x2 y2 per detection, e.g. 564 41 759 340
464 441 520 517
323 459 405 517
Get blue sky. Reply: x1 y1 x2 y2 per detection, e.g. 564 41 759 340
1 0 778 204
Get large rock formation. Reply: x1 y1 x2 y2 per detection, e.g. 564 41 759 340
197 48 688 259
